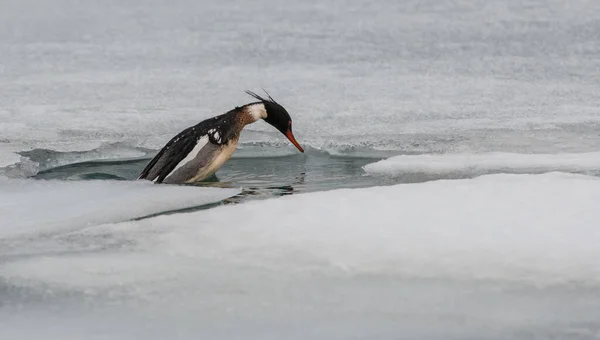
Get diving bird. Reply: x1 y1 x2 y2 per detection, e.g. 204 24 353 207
138 90 304 184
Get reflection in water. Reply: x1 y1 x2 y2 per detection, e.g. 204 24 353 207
79 173 126 181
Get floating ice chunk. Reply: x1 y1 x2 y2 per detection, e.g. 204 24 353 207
363 152 600 177
0 178 239 239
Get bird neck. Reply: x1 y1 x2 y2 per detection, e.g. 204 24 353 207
241 103 267 125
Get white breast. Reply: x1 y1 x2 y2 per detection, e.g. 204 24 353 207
186 139 239 183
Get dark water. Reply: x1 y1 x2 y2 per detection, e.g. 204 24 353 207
32 144 600 212
33 152 395 205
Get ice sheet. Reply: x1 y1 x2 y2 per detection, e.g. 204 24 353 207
59 172 600 286
2 173 600 339
364 152 600 177
0 178 239 239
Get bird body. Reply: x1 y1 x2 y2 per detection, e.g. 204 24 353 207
138 91 303 184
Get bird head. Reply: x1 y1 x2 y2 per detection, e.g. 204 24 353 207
245 90 304 153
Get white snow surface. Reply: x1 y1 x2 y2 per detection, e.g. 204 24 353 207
5 172 598 286
2 173 600 339
0 178 240 239
364 152 600 177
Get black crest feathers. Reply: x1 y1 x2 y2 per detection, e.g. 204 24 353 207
245 89 278 104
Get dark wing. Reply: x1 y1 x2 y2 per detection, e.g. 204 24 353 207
137 125 203 183
138 111 238 183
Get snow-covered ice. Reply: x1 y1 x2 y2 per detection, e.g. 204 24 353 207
2 173 600 339
364 152 600 177
6 172 598 286
0 178 239 239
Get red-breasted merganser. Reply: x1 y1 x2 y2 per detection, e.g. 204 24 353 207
137 90 304 184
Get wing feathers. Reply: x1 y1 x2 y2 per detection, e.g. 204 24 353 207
138 111 237 183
